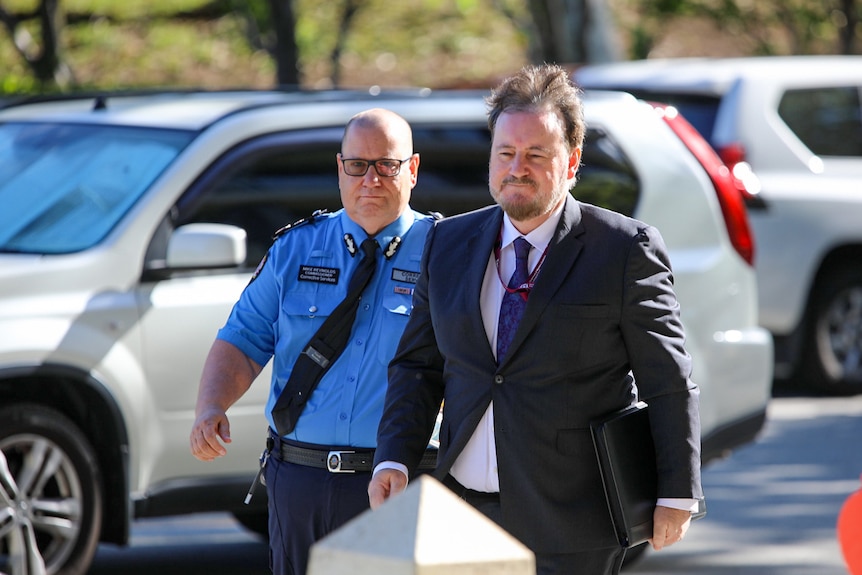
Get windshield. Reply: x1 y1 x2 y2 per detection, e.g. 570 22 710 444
0 122 195 254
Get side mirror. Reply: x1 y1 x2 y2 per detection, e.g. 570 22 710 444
166 223 247 269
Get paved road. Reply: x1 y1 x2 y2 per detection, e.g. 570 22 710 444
629 394 860 575
89 395 862 574
90 513 269 574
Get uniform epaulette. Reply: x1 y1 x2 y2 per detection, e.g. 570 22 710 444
272 209 330 240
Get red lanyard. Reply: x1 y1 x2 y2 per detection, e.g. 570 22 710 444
494 231 548 301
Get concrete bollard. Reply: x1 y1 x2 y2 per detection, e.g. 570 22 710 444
308 474 535 575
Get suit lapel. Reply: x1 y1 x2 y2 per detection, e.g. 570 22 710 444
499 197 585 366
433 208 502 476
464 208 504 361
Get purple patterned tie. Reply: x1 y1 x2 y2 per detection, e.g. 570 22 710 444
497 237 532 363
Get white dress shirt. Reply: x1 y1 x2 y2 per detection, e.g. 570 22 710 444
449 206 562 492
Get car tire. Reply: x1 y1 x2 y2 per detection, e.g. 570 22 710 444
803 267 862 395
0 404 103 575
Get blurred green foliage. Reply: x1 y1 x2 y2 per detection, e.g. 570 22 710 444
0 0 855 94
0 0 529 94
618 0 860 59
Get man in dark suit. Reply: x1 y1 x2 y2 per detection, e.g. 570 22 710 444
368 64 703 575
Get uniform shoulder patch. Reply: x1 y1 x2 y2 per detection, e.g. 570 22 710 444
272 209 330 240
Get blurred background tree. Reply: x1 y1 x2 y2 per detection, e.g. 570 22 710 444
618 0 860 59
0 0 857 94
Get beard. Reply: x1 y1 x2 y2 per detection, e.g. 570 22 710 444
490 175 570 222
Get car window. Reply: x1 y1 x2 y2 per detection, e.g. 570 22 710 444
587 90 722 145
778 86 862 157
0 122 194 254
185 141 342 265
409 125 492 216
175 123 640 269
578 127 640 217
170 128 341 267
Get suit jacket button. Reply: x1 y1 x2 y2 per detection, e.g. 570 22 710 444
494 375 504 385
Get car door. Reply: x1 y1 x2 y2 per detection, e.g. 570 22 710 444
136 129 345 484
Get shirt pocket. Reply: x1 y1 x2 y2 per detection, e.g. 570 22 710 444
282 291 342 319
381 291 414 316
376 290 414 363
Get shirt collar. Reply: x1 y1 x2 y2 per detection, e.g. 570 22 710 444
340 209 415 252
500 201 565 251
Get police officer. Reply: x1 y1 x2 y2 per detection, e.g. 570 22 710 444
190 108 435 575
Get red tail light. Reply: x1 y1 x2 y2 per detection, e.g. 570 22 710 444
717 143 765 206
717 142 747 168
654 105 756 266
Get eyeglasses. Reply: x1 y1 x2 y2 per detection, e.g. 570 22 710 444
339 155 413 177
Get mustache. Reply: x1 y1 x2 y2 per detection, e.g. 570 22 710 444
501 176 537 187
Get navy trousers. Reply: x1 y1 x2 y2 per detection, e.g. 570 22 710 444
264 453 371 575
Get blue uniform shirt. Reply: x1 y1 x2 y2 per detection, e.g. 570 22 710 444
217 208 433 447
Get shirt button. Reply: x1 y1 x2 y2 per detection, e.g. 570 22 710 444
356 339 363 346
339 413 347 421
364 303 371 310
494 375 504 385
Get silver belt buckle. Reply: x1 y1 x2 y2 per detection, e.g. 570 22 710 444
326 450 355 473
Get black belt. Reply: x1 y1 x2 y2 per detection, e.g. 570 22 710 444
275 441 437 473
443 474 500 503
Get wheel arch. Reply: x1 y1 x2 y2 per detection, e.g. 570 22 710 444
775 242 862 381
0 363 131 546
810 244 862 289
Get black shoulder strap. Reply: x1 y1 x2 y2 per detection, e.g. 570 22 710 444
270 238 379 436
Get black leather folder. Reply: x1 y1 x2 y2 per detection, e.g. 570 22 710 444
590 401 657 548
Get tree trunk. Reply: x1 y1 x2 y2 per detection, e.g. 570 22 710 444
526 0 619 64
33 0 66 85
838 0 859 54
0 0 71 88
330 0 361 87
267 0 300 87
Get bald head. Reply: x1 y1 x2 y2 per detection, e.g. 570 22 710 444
338 108 419 236
343 108 414 151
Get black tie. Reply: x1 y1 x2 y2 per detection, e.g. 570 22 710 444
497 237 531 363
347 238 379 295
271 238 379 436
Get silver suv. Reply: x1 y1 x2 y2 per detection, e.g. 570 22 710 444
575 55 862 394
0 89 772 574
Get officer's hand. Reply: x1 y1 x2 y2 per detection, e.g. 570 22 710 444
649 505 692 550
190 408 232 461
368 469 408 510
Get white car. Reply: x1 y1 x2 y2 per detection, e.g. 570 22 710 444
575 55 862 395
0 89 772 574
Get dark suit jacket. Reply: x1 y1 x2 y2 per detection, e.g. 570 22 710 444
375 196 703 553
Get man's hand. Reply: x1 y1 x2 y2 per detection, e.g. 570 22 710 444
190 340 260 462
368 468 408 509
649 505 692 550
190 407 232 461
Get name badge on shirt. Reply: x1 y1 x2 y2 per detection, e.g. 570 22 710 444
298 265 340 284
391 268 419 284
